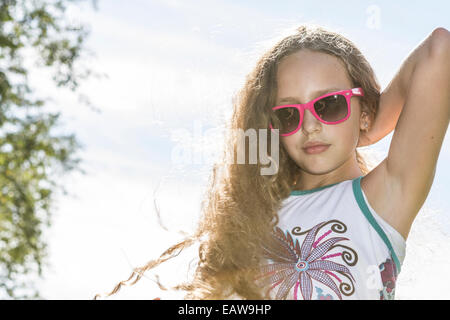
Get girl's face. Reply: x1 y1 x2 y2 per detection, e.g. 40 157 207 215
276 49 366 176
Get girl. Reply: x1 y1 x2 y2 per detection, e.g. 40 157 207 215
95 24 449 300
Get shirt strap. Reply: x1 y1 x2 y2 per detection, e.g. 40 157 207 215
352 176 402 274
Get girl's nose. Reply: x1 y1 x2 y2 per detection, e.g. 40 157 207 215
301 109 322 133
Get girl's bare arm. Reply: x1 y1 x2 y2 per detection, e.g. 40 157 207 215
359 29 434 146
379 27 449 238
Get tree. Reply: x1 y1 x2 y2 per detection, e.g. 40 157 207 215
0 0 97 298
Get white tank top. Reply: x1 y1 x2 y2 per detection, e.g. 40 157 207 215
257 175 406 300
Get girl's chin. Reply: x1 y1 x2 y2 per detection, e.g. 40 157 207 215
297 163 333 174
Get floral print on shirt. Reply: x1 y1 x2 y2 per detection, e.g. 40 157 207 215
379 257 398 300
256 220 358 300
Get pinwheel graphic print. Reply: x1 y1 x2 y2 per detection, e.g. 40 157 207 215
257 220 357 300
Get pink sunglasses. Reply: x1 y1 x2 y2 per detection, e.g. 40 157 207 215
269 87 364 136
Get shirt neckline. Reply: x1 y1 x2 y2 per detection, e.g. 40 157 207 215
290 176 362 196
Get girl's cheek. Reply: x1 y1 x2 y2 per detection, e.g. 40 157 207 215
281 137 296 152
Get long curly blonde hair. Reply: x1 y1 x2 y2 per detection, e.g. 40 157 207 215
94 24 381 300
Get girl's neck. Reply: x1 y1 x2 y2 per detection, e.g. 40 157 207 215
293 156 363 191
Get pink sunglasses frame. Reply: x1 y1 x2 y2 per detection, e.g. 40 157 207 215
269 87 365 136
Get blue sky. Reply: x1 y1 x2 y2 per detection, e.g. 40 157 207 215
23 0 450 299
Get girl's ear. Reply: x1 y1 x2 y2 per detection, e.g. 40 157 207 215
359 111 371 132
357 111 373 147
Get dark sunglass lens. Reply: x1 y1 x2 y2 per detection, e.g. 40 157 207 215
271 107 300 134
314 95 348 122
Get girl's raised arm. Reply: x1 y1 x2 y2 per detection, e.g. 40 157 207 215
360 30 432 146
381 27 449 238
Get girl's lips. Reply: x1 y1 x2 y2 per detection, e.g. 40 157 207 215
303 144 330 154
